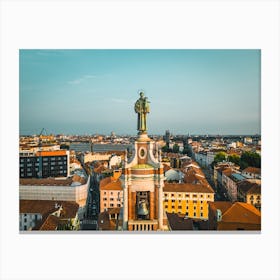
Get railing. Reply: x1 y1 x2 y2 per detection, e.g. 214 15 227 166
128 219 158 231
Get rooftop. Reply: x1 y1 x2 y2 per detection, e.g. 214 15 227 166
164 183 214 193
100 177 122 191
166 213 194 230
20 174 86 187
35 150 68 157
242 167 261 174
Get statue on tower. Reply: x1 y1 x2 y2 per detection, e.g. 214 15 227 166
134 91 150 134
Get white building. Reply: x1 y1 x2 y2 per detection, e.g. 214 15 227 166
19 176 90 219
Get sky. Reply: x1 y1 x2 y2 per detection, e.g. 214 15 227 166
19 49 261 136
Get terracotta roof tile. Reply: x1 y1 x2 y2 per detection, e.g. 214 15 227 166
166 213 194 230
247 184 261 195
238 180 261 194
100 177 122 191
242 167 261 174
222 202 261 224
98 210 117 230
222 168 233 176
20 178 72 186
164 183 214 193
20 200 79 219
39 215 60 230
209 201 233 214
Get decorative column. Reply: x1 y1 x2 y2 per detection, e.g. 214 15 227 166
132 191 136 220
158 182 164 230
128 186 132 220
122 179 128 230
149 191 155 220
155 186 158 219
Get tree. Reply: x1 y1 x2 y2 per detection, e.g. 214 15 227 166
182 145 192 156
161 145 171 153
214 151 227 163
228 154 240 166
240 151 261 168
172 144 180 153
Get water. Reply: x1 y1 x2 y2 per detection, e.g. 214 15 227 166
70 142 132 153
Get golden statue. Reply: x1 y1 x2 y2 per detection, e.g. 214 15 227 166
134 91 150 134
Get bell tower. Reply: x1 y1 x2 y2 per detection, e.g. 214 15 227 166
121 92 165 231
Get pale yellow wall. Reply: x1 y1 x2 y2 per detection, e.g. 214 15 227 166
100 190 123 212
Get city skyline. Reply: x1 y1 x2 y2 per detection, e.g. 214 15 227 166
20 49 261 136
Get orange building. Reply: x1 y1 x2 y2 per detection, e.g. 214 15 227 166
99 176 123 213
208 201 261 230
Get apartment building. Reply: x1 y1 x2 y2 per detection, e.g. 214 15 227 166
163 183 214 220
19 150 70 178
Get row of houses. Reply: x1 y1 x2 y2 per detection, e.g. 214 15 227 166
215 162 261 211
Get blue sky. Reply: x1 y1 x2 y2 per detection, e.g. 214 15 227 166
19 49 260 135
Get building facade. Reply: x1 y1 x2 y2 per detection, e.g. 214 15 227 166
19 176 90 219
19 150 70 178
163 183 214 220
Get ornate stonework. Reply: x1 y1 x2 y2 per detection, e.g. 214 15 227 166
120 92 165 231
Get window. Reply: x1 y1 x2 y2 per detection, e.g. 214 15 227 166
171 194 174 197
110 198 114 201
117 204 121 207
24 218 27 223
110 203 114 207
186 212 189 216
194 206 196 210
171 206 175 209
200 213 203 217
178 206 182 209
193 194 197 198
200 207 203 210
104 203 107 207
110 192 113 195
103 198 107 201
186 206 189 210
178 194 181 197
201 201 203 204
194 212 196 217
193 200 197 204
165 205 168 209
200 194 203 198
185 194 189 198
104 192 106 195
164 193 168 197
171 199 175 203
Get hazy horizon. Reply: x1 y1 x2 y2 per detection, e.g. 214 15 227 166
20 49 261 136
